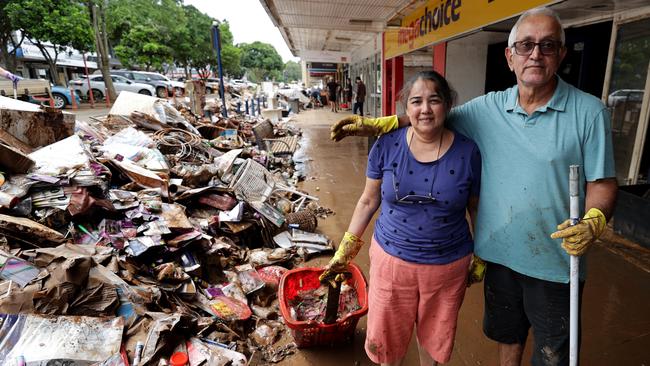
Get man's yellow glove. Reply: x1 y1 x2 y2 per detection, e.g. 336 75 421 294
330 115 398 141
319 232 364 287
467 255 486 287
550 207 607 256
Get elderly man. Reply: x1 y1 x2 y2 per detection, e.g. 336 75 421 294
331 7 617 366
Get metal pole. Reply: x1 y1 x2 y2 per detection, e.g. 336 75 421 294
211 23 228 118
569 165 580 366
82 53 94 108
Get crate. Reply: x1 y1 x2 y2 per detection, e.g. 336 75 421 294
278 263 368 348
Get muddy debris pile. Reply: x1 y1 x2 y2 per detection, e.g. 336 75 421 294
0 93 334 365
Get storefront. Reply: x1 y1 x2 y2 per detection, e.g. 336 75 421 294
381 0 650 186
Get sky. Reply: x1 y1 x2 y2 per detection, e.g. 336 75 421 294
184 0 299 63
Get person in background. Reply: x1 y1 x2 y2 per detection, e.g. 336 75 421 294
321 71 482 366
0 66 22 86
354 76 366 116
326 77 340 112
344 78 353 110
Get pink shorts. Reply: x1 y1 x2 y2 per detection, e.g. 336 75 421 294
365 238 471 364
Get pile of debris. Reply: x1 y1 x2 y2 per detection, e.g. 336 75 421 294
0 92 333 365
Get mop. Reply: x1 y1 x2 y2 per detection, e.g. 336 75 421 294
568 165 580 366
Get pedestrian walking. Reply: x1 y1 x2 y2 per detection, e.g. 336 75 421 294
330 7 617 366
353 77 366 116
321 71 482 365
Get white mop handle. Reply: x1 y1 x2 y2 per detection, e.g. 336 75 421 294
569 165 580 366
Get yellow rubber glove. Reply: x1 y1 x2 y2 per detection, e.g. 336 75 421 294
319 232 364 287
330 115 399 142
550 207 607 256
467 254 486 287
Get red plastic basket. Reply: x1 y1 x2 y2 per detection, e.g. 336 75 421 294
278 263 368 348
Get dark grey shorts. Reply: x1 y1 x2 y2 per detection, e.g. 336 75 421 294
482 261 584 366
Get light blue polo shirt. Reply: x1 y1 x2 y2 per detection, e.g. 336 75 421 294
448 77 615 283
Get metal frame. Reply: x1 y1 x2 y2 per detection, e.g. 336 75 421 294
601 9 650 185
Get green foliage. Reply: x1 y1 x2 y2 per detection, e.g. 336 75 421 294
108 0 187 71
6 0 93 83
6 0 94 52
238 41 283 82
174 5 212 74
217 21 243 78
114 24 172 70
283 60 302 82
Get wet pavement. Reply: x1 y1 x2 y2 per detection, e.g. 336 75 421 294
278 108 650 365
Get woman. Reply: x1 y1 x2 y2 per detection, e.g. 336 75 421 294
321 71 481 365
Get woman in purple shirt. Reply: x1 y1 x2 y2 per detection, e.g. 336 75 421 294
321 71 481 365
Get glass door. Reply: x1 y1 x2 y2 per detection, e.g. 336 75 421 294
606 17 650 185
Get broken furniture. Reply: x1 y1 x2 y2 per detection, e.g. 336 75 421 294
253 120 300 156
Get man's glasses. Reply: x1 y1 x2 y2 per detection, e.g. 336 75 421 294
391 170 437 205
512 40 562 56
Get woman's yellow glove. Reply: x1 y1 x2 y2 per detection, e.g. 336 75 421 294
550 207 607 256
467 255 486 287
319 232 364 287
330 115 398 141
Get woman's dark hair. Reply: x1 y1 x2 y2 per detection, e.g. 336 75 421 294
398 70 456 111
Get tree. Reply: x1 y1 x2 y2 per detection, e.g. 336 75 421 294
177 5 213 78
218 21 242 78
108 0 186 72
283 60 301 83
87 0 116 101
0 0 24 73
6 0 93 85
238 41 283 82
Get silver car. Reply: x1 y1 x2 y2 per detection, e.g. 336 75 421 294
70 74 155 100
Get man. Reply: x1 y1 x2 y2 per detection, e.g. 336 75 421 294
326 77 340 112
331 7 617 366
0 66 22 86
353 76 366 116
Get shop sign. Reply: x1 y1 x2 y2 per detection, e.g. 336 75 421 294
384 0 558 59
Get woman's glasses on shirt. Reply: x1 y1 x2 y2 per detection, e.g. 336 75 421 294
391 170 437 205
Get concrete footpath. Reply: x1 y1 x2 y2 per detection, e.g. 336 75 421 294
276 108 650 366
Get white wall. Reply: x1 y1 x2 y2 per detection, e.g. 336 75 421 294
446 32 507 105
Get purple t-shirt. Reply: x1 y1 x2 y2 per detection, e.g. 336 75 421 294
367 128 481 264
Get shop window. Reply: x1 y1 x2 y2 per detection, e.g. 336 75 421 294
608 17 650 185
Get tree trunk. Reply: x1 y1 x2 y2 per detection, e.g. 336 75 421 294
89 1 116 102
4 33 24 73
31 39 61 85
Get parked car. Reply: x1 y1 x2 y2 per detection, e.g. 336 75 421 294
70 75 155 99
607 89 644 107
229 79 257 89
50 85 81 109
111 70 172 98
204 78 221 94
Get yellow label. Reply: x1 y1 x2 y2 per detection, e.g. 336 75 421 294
384 0 558 59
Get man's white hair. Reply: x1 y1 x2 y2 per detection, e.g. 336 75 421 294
507 7 565 47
